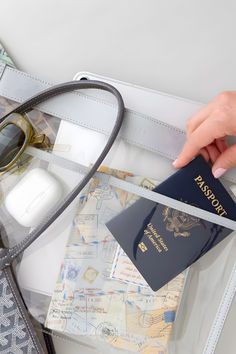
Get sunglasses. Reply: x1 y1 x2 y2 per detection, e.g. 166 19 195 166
0 113 50 172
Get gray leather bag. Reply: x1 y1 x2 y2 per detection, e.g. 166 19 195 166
0 63 235 354
0 80 125 354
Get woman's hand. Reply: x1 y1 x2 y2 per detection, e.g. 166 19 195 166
173 91 236 178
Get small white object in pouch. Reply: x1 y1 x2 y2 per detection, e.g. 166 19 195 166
5 168 62 227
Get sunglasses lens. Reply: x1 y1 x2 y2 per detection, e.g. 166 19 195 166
0 124 25 168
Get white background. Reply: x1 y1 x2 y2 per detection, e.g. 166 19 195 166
1 0 236 104
0 1 235 353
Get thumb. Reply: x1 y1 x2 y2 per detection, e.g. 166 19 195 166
212 143 236 178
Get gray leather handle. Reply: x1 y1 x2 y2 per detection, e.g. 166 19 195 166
0 80 125 270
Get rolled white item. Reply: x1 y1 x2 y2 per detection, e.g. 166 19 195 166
5 168 62 228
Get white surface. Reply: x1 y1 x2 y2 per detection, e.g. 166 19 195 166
5 168 62 227
0 1 235 353
0 0 236 104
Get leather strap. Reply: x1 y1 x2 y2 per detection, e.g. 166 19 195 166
0 63 186 160
1 63 236 183
0 79 125 270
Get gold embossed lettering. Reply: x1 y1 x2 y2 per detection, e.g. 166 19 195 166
198 181 204 188
212 199 219 207
215 205 223 213
144 223 168 253
220 210 227 216
194 175 203 182
138 242 148 253
205 188 211 197
207 193 215 201
194 176 228 216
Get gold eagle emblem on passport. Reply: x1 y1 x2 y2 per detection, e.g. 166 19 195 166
163 207 200 237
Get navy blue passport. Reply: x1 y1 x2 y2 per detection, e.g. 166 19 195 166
106 155 236 291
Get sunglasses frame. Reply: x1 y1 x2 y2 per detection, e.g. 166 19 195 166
0 113 47 172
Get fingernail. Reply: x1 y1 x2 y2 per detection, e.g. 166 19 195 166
173 159 178 167
213 168 227 179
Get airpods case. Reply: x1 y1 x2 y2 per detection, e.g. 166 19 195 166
5 168 62 227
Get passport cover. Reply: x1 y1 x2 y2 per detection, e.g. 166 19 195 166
106 155 236 291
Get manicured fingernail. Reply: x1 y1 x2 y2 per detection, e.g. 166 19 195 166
172 159 178 167
213 168 227 179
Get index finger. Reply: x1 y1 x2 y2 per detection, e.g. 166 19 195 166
173 118 226 168
186 102 214 138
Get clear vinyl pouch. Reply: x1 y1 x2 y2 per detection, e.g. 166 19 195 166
0 87 236 354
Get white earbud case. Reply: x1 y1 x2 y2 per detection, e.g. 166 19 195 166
5 168 62 228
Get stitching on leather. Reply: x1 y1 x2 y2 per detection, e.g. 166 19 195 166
4 66 115 108
13 93 236 181
0 68 190 156
0 91 183 159
127 107 185 134
124 138 175 159
6 66 52 87
90 71 204 107
6 65 204 107
1 87 184 136
0 68 185 135
0 90 113 134
4 268 41 352
40 104 185 136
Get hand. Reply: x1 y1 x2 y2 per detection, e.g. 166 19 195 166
173 91 236 178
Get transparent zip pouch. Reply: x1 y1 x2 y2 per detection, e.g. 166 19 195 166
0 89 236 354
